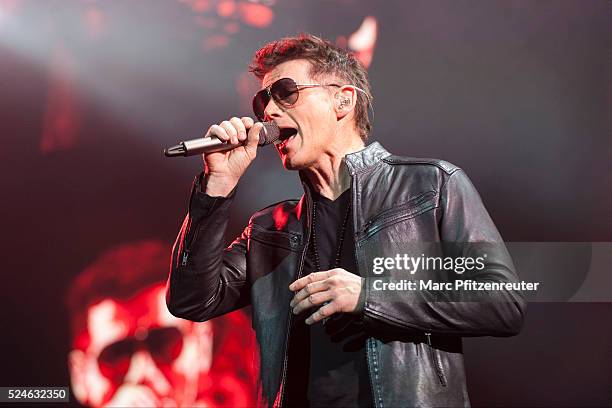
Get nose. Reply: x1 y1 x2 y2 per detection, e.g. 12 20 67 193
264 96 283 120
123 350 171 396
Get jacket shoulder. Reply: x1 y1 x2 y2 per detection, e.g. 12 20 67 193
382 155 461 175
249 198 301 229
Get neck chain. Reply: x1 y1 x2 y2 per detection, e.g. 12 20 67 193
310 197 352 271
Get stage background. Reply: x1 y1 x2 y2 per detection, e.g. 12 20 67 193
1 0 611 406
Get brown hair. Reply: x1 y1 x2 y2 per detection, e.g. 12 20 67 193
249 34 373 140
66 240 170 340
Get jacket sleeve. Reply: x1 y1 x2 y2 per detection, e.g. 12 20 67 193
362 169 526 337
165 173 250 322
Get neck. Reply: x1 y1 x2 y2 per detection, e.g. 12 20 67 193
301 136 365 200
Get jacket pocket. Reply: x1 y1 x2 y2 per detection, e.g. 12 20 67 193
360 191 438 241
250 224 302 251
425 332 447 387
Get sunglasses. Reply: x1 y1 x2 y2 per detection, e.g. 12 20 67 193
97 327 184 382
252 77 342 121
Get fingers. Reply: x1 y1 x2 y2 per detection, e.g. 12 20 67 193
230 117 247 142
289 270 335 292
219 120 239 145
290 283 333 314
290 279 330 308
289 269 363 323
206 117 256 145
207 124 229 143
306 301 339 325
241 116 255 129
246 121 263 150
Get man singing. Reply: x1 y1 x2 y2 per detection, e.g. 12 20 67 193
166 34 525 407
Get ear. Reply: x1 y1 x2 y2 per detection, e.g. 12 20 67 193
68 349 89 405
334 86 357 120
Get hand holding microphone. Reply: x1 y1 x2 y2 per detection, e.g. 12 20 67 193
164 117 279 197
164 118 279 157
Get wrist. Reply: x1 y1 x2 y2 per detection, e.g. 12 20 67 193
204 174 239 197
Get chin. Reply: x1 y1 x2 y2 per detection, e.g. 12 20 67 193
279 151 304 170
281 157 300 170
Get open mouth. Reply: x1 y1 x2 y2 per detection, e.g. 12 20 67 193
275 127 298 151
278 127 298 141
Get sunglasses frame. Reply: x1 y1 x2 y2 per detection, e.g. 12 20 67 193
96 326 185 381
253 77 369 121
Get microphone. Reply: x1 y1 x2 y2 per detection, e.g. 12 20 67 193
164 122 280 157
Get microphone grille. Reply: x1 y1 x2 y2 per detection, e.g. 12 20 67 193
259 122 280 146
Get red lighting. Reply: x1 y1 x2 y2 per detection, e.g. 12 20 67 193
85 7 104 37
273 205 290 231
203 34 229 50
217 0 236 18
40 47 81 154
238 3 273 28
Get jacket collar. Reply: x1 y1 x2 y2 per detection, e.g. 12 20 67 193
344 141 391 175
295 142 390 221
298 141 390 189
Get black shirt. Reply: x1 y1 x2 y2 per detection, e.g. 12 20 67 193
285 189 372 407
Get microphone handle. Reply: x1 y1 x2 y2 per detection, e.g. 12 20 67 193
164 122 279 157
183 136 238 155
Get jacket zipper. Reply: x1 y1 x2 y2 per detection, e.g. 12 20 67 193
350 173 379 408
181 249 190 267
278 189 312 408
180 180 201 267
425 332 447 386
181 218 202 266
360 191 436 240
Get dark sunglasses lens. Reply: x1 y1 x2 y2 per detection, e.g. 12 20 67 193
272 78 299 106
98 339 135 381
253 89 269 121
147 327 184 365
253 78 299 120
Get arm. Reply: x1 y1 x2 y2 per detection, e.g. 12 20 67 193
166 116 262 321
165 173 250 322
362 169 526 336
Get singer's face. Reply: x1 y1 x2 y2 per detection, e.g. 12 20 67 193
261 59 338 170
68 285 213 407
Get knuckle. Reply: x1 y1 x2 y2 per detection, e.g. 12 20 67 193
221 121 237 133
231 117 245 129
211 125 227 138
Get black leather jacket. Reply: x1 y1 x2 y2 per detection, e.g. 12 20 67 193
166 142 526 407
